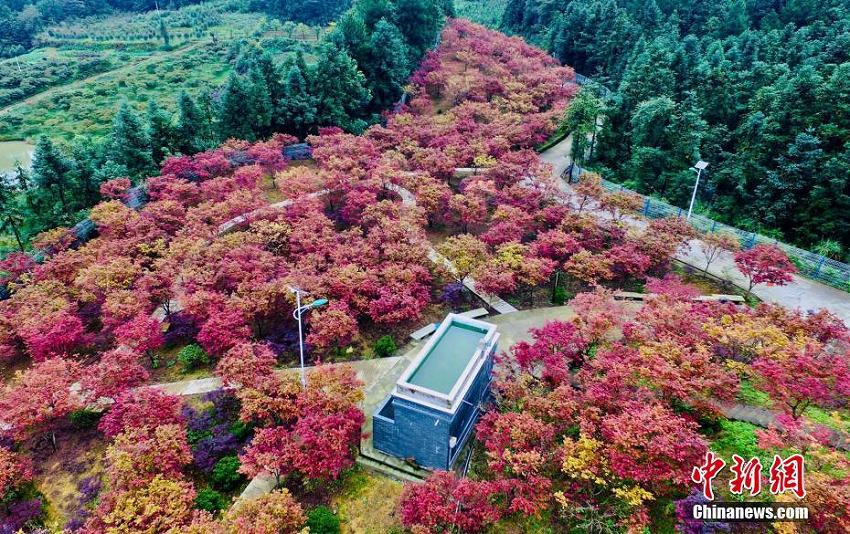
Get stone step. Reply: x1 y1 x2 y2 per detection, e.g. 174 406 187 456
233 473 276 506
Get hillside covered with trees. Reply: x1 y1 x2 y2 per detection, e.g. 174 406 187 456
2 14 849 532
0 0 451 255
0 0 350 57
502 0 850 257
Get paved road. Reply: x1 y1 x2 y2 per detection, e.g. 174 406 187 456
539 137 850 324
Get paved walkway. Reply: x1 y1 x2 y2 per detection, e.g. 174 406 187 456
539 138 850 324
217 189 330 235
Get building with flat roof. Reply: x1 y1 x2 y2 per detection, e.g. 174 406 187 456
372 313 499 470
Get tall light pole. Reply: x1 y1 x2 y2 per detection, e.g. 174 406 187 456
687 160 709 220
289 286 328 389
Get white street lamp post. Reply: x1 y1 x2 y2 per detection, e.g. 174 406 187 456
687 160 709 220
289 286 328 389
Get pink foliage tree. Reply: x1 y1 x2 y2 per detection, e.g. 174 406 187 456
81 347 150 401
104 424 192 491
239 407 364 485
306 301 359 352
734 244 797 297
113 313 165 366
0 447 33 495
752 342 850 419
18 309 87 361
399 471 504 533
98 388 184 437
225 489 305 534
85 475 196 534
197 307 252 356
600 401 708 491
215 342 278 389
644 274 701 300
100 177 133 201
0 252 36 286
237 364 364 484
511 321 587 384
0 358 82 445
568 288 624 343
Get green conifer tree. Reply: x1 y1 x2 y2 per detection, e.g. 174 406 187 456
32 136 72 212
364 18 410 111
176 91 204 154
219 72 255 141
277 63 317 138
148 100 175 166
109 101 154 179
313 43 371 133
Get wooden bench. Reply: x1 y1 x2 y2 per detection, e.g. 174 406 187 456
613 291 646 301
453 167 487 178
614 291 745 304
458 307 488 319
410 323 438 341
695 294 745 303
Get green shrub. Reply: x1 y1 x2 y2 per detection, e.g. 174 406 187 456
195 487 226 513
737 380 772 407
552 285 567 305
68 409 102 429
373 335 397 358
187 428 212 445
228 420 252 441
178 343 210 371
211 455 245 492
306 505 341 534
711 419 772 468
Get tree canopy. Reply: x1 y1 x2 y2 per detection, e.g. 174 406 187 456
504 0 850 254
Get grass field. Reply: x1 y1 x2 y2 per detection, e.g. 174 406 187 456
332 468 404 533
0 48 128 109
36 1 239 49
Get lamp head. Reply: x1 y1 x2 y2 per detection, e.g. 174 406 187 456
310 298 329 308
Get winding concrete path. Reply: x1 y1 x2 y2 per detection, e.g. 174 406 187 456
539 137 850 324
